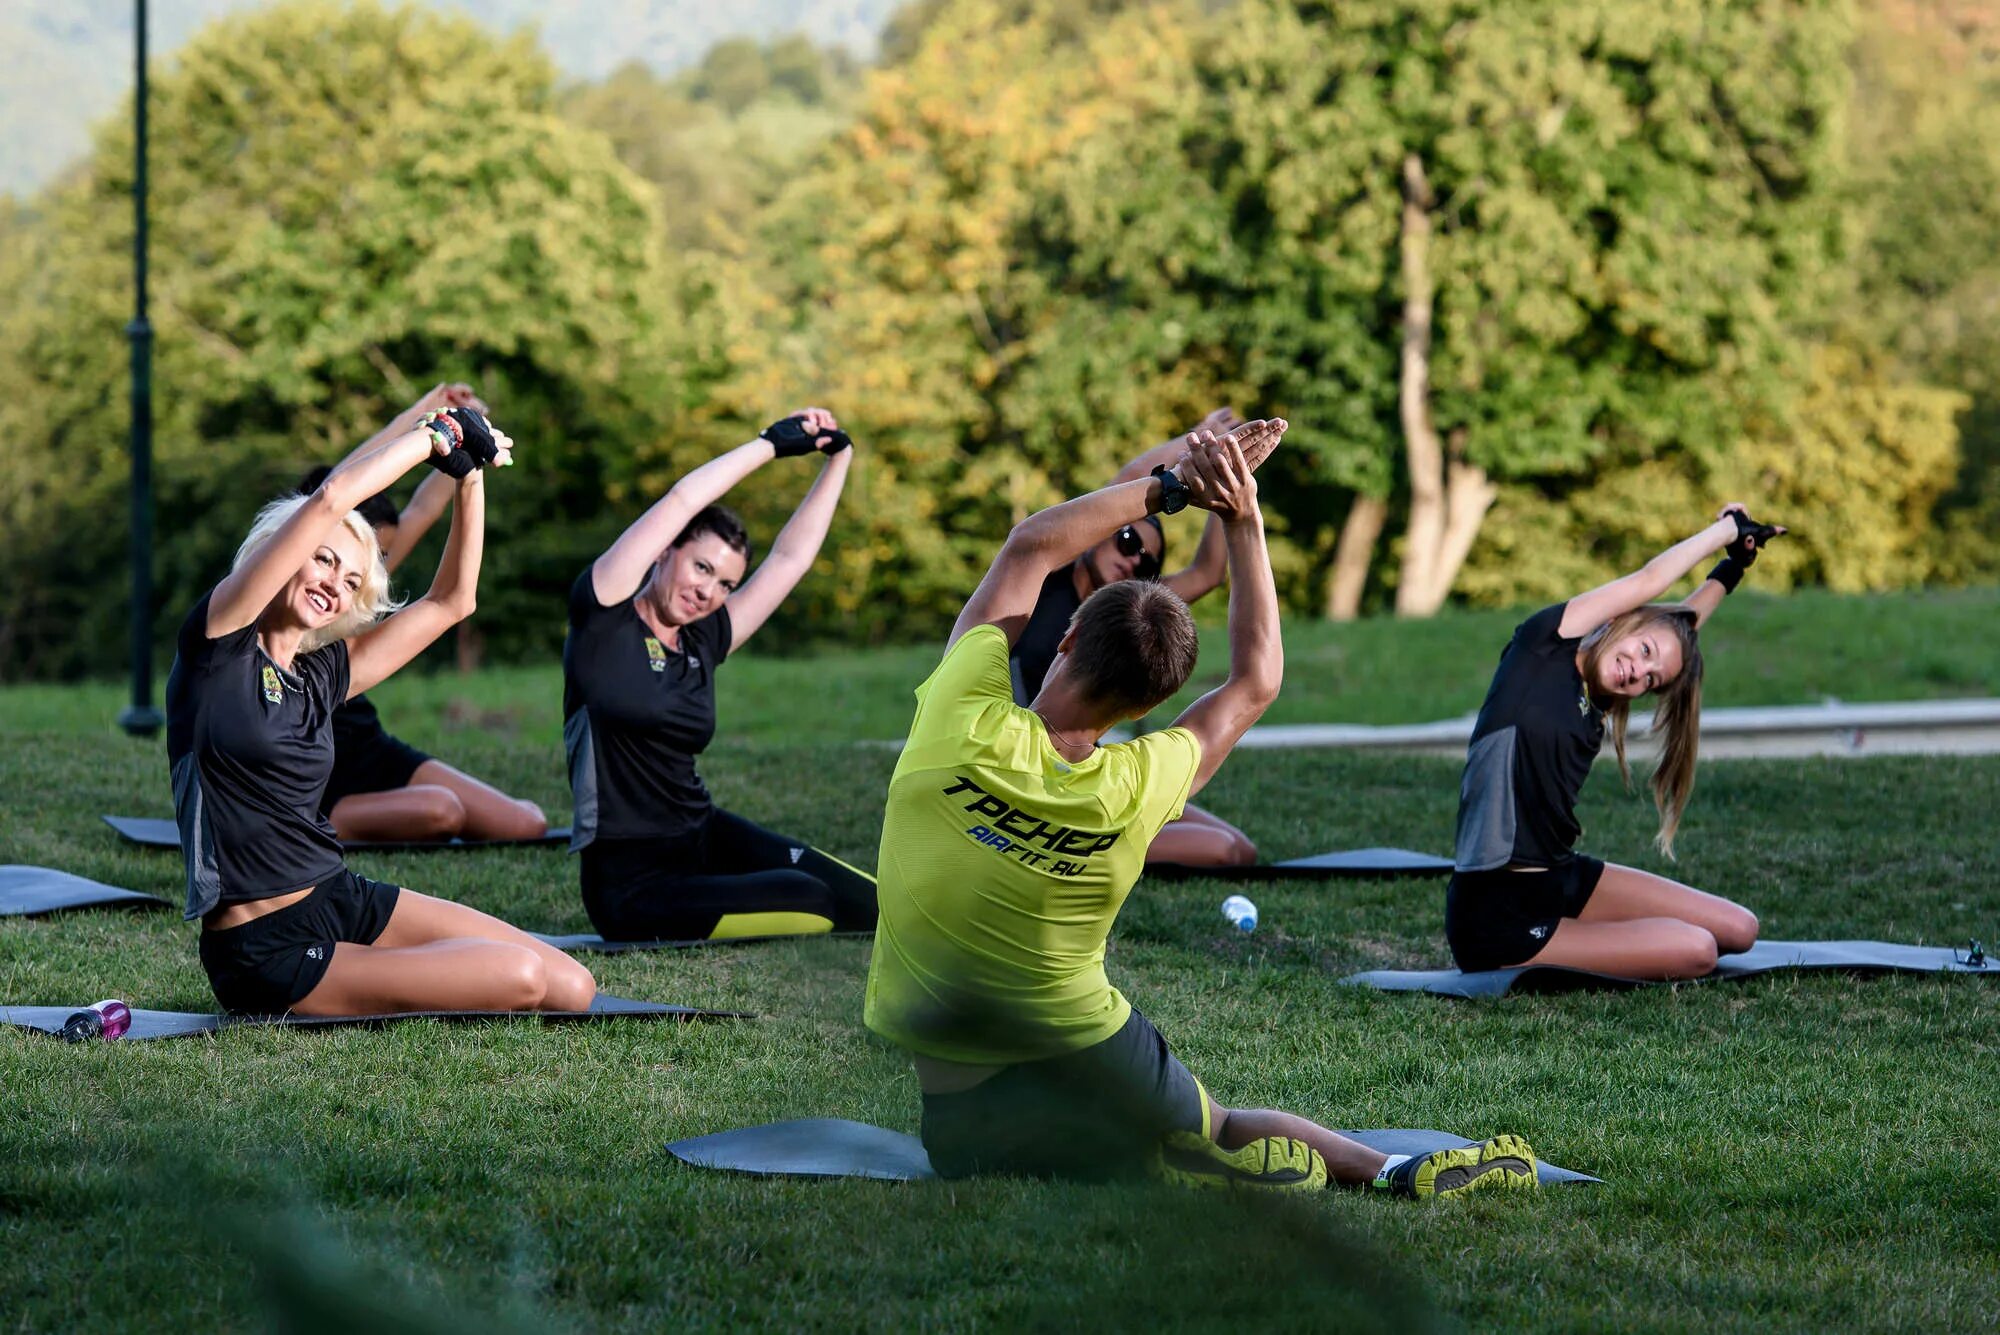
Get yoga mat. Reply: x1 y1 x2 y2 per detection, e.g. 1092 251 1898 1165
3 993 743 1042
532 929 872 955
665 1118 1598 1186
1342 938 1997 998
0 866 168 917
1147 848 1454 882
104 814 571 852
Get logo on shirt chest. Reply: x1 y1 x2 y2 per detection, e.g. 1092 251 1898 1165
643 637 667 673
260 665 283 705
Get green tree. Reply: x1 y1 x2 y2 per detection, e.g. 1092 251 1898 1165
1845 1 2000 578
1164 0 1857 616
700 0 1229 642
560 38 859 251
720 0 1860 630
1460 343 1968 604
0 0 675 679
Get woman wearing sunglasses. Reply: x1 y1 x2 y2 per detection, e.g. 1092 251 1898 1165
1007 409 1256 868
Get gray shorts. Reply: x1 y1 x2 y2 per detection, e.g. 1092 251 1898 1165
919 1008 1209 1181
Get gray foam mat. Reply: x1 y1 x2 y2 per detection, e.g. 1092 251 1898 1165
665 1117 1598 1185
1147 847 1454 881
0 866 168 916
3 993 744 1041
532 929 871 954
1342 938 1997 997
103 814 571 853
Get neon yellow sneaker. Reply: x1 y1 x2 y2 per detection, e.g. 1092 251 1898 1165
1153 1131 1328 1191
1373 1134 1539 1199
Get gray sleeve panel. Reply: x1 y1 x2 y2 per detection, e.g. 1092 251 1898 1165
1454 726 1518 872
563 709 597 852
171 754 221 920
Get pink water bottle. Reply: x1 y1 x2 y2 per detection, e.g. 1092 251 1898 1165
58 1000 132 1042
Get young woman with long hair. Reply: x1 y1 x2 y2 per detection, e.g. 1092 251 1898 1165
167 407 596 1016
563 408 877 943
1446 505 1784 980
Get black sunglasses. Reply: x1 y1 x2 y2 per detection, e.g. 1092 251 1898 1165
1114 525 1162 581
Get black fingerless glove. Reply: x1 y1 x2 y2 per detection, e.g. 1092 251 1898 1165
761 415 822 458
819 428 852 455
445 407 497 465
422 408 499 478
1706 557 1746 595
1727 510 1782 567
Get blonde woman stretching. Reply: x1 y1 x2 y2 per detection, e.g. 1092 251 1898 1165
1446 505 1783 980
166 408 595 1016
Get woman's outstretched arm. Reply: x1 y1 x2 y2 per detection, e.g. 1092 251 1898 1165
346 468 486 697
589 408 843 607
1557 505 1773 639
725 446 855 652
206 426 444 639
339 384 486 573
952 419 1286 650
1686 508 1786 628
1114 408 1239 606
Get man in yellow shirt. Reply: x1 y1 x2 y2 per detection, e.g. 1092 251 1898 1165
865 421 1539 1197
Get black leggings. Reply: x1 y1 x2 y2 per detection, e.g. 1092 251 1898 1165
580 808 877 942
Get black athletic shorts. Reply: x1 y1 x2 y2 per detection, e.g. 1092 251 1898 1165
1444 855 1606 972
320 727 430 812
919 1008 1209 1182
198 867 401 1015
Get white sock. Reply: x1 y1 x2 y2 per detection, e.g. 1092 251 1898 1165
1373 1153 1411 1186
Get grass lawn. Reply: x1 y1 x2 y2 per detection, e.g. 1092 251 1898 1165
4 591 1998 1330
11 585 2000 754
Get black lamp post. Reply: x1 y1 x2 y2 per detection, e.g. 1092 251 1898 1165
117 0 162 737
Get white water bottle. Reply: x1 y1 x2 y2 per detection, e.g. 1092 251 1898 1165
1221 894 1258 933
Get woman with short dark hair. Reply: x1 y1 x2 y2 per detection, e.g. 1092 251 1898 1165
563 408 877 942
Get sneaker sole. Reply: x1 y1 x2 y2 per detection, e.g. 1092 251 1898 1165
1430 1155 1536 1193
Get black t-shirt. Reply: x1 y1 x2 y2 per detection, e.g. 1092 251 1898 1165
165 592 350 917
1009 565 1085 706
331 692 385 750
562 569 733 849
1453 602 1604 871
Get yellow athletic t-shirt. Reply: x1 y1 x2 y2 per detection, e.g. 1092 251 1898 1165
864 624 1202 1065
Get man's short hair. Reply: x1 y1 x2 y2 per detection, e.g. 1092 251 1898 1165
1065 580 1199 715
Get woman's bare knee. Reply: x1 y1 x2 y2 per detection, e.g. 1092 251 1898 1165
1664 925 1720 979
1714 905 1759 956
488 947 549 1010
540 955 597 1012
500 799 549 841
407 786 467 838
1225 831 1259 866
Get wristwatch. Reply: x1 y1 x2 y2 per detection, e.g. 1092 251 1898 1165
1151 464 1190 515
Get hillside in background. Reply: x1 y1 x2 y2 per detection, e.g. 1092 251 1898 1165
0 0 901 199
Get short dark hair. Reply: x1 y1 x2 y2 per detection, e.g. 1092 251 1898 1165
298 466 399 532
1065 580 1198 715
670 503 754 564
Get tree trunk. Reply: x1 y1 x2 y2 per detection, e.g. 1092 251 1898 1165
1394 153 1443 617
455 621 484 674
1428 442 1499 612
1325 491 1388 620
1393 154 1497 616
